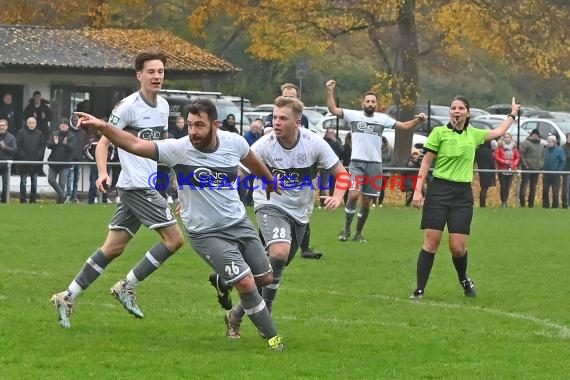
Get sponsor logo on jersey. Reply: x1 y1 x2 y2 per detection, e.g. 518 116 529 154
193 167 231 187
138 128 162 141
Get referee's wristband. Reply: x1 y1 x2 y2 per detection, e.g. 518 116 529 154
507 114 516 120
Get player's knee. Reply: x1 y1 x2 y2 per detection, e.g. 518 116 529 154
234 273 257 293
169 231 184 251
256 272 273 287
100 243 125 258
449 244 466 257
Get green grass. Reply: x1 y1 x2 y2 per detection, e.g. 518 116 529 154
0 204 568 379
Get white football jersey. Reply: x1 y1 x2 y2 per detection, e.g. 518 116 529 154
156 131 250 233
108 91 169 189
343 109 396 162
247 128 341 224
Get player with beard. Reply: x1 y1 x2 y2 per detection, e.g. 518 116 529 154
217 96 348 339
326 79 426 242
73 98 285 351
51 50 184 329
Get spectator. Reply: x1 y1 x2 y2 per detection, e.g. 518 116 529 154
518 129 544 208
23 91 51 140
402 149 422 207
319 128 344 206
240 118 264 206
0 119 17 203
0 93 19 135
561 133 570 209
339 132 352 204
493 133 520 208
169 116 187 139
244 118 263 146
542 135 565 209
475 140 495 208
47 119 75 203
377 136 394 207
83 129 116 204
66 121 88 203
15 117 46 203
220 114 239 134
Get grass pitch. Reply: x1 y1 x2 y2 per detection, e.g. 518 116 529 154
0 203 568 379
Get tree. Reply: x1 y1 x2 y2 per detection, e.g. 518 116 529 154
189 0 569 163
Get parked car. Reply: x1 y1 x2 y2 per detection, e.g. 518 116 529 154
306 106 330 116
519 118 570 145
315 115 427 149
469 108 490 117
160 89 249 134
224 96 253 111
473 114 531 145
485 104 549 118
388 104 450 122
551 111 570 121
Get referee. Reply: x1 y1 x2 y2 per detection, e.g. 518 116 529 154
410 96 521 299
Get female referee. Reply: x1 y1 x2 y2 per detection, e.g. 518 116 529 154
410 96 521 299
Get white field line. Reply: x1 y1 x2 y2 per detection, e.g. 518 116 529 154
7 268 567 339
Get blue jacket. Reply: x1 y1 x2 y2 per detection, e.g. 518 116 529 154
543 145 565 172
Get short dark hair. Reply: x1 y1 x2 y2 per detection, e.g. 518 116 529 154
135 50 167 72
451 95 470 111
186 98 218 122
362 91 377 100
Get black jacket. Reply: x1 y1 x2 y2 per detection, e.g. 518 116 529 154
15 127 46 175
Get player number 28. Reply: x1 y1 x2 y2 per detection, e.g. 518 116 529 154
272 227 286 239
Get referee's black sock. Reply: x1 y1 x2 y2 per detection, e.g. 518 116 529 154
452 250 468 282
416 249 435 292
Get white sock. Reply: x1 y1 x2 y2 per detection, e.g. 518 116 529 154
126 270 139 286
67 281 83 301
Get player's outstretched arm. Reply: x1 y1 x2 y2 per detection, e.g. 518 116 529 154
321 163 348 211
75 111 157 160
395 113 427 131
241 150 282 199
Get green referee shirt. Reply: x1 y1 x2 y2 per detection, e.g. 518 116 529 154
424 124 488 183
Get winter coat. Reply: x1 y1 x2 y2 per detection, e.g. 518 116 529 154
494 142 520 174
15 127 46 175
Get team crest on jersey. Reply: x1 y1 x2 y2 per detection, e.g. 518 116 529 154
109 114 120 126
297 153 307 165
222 153 231 163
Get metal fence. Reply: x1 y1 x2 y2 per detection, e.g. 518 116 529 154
1 160 569 205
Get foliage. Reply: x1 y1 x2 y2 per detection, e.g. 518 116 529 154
187 0 569 162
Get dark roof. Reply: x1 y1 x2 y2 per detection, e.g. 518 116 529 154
0 24 240 77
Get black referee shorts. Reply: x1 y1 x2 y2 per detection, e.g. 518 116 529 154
421 177 473 235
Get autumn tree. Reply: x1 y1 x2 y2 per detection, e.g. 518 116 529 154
189 0 569 163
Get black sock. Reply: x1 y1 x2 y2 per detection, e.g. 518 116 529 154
452 250 468 282
300 224 310 251
344 198 357 232
355 207 370 235
416 249 435 292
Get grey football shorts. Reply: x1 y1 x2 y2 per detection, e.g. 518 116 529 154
187 217 272 286
255 206 307 266
348 160 383 197
108 188 177 236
